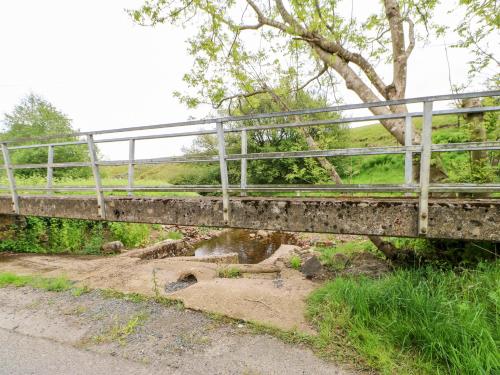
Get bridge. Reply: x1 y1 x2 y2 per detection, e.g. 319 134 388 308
1 91 499 241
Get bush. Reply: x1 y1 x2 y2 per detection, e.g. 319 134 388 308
108 222 151 248
308 263 500 374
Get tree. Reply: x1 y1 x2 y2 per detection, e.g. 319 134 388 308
130 0 497 259
181 82 349 185
1 94 90 179
453 0 499 80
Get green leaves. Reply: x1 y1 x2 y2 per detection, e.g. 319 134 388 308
1 94 91 179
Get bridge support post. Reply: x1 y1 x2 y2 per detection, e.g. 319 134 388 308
404 115 413 196
86 134 106 219
1 143 19 214
216 121 230 224
240 129 247 197
418 101 433 235
47 145 54 195
128 139 135 197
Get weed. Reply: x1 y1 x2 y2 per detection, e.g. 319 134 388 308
93 312 148 345
71 285 91 297
217 267 241 278
289 255 302 270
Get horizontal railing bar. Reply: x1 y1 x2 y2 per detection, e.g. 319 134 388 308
4 105 499 150
226 106 500 133
9 162 91 169
432 141 500 152
1 183 499 193
428 184 500 192
2 141 499 170
9 140 87 150
3 91 498 145
227 146 421 160
99 155 219 166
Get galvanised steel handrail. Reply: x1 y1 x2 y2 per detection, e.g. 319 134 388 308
1 90 499 234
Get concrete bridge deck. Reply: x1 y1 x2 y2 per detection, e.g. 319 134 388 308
1 195 498 242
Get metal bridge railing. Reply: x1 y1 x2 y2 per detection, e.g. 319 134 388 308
1 90 499 236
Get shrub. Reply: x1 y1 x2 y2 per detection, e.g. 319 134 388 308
108 222 151 248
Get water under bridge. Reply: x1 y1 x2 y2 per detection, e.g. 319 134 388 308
1 91 499 242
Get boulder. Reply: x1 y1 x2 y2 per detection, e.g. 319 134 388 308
300 255 323 279
101 241 124 254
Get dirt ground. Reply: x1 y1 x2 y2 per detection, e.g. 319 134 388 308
0 286 354 375
0 249 318 333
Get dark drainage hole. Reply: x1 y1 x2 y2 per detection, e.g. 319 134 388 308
165 273 198 293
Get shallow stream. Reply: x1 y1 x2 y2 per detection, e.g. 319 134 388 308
194 229 295 264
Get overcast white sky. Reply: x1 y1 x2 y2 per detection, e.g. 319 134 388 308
0 0 496 160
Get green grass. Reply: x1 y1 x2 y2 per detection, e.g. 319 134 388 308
166 230 184 240
317 239 378 268
289 255 302 270
308 262 500 374
217 267 242 278
0 272 73 292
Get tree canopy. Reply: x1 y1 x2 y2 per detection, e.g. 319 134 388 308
131 0 498 148
1 94 90 178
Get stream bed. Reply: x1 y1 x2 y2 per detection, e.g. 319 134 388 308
194 229 295 264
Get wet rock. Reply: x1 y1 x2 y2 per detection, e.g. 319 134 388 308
256 230 269 238
300 255 323 279
101 241 124 254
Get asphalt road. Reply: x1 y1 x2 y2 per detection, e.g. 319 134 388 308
0 329 154 375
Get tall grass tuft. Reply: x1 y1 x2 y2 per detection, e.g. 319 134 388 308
308 263 499 374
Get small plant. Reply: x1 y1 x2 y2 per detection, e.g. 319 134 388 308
289 255 302 270
93 312 148 345
217 267 241 278
166 230 183 240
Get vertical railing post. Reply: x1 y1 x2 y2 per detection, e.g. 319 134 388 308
1 143 19 214
47 145 54 195
216 121 230 224
404 115 413 196
240 129 247 197
418 101 433 235
86 134 106 219
128 139 135 197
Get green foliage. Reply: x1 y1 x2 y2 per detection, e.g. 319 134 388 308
0 217 152 254
181 85 348 186
217 267 241 278
0 217 105 254
308 263 500 374
0 272 73 292
0 94 91 179
108 222 151 248
166 230 183 240
318 240 379 269
289 255 302 270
